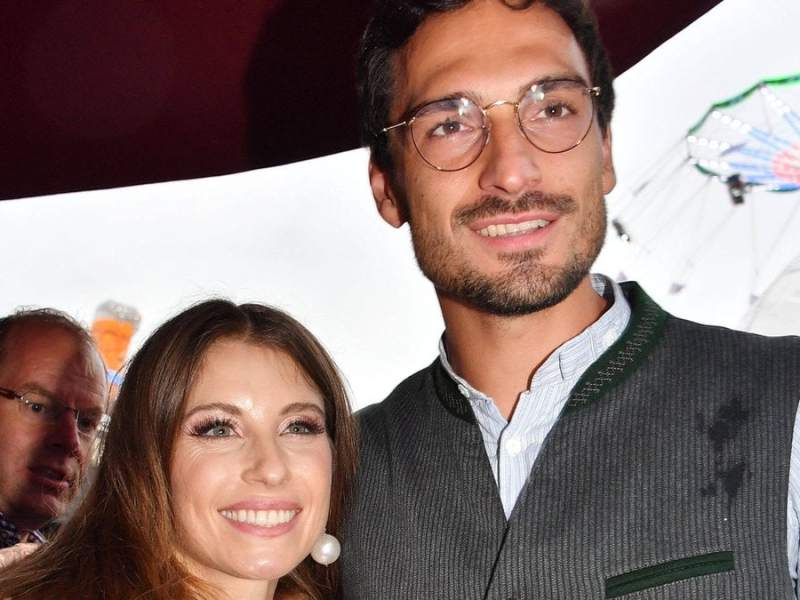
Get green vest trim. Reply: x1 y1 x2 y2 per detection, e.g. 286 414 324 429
564 282 668 414
605 551 735 598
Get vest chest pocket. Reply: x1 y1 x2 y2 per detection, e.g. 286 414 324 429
605 551 735 598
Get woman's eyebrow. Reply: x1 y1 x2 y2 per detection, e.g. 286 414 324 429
183 402 242 419
280 402 325 417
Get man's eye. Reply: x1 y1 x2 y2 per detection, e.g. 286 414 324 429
77 417 100 433
27 402 47 415
430 118 470 138
539 103 572 119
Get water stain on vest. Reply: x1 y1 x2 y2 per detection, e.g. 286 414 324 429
696 397 750 506
700 462 747 501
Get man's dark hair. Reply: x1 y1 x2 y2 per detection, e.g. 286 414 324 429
358 0 616 171
0 308 95 366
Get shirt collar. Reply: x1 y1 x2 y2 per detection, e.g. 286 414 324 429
438 274 632 402
0 511 21 548
0 511 46 548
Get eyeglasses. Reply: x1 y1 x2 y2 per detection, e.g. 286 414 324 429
0 386 106 441
381 78 601 172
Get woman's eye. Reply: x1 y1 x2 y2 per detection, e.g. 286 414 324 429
206 425 233 437
284 419 325 436
191 419 236 438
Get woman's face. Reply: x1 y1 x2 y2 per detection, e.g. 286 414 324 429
170 338 333 595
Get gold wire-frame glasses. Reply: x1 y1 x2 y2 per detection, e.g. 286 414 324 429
381 78 601 172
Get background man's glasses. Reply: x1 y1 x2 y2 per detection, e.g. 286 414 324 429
0 386 105 441
381 79 601 172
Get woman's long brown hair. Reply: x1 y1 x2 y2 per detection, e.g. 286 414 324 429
0 300 358 600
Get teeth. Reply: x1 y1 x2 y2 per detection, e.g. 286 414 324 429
220 509 298 527
478 219 549 238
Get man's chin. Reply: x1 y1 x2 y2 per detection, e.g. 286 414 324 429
20 492 71 524
434 262 589 317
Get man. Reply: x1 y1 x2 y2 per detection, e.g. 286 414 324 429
341 1 800 598
0 309 106 549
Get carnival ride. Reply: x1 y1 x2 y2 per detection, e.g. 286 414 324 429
608 74 800 333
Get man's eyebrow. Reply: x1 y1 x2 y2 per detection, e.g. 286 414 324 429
516 73 591 97
183 402 243 419
19 383 56 399
400 92 475 122
280 402 326 418
402 73 592 118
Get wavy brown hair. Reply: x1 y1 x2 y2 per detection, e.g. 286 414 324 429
0 300 357 600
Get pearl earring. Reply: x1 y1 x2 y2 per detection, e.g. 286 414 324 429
310 532 341 565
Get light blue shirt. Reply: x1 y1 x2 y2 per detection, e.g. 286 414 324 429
439 274 800 590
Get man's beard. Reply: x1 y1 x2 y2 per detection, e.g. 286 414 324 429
407 191 607 316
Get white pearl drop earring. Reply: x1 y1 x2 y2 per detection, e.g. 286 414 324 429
310 532 341 565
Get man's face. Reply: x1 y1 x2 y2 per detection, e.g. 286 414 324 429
0 324 106 530
370 0 616 315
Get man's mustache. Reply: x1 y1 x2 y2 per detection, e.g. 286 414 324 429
454 191 576 225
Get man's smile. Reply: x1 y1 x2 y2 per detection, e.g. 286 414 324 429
476 218 551 238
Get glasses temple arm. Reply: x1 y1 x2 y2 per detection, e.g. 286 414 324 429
380 122 408 134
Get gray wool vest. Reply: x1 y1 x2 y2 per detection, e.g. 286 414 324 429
340 283 800 599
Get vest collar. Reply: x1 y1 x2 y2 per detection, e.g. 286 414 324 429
433 282 669 419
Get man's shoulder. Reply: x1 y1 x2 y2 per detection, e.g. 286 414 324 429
658 312 800 385
666 313 800 352
620 280 800 356
356 359 439 421
354 359 443 447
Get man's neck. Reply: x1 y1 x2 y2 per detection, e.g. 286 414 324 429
439 277 608 420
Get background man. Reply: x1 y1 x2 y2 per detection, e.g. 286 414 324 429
0 309 106 548
341 0 800 598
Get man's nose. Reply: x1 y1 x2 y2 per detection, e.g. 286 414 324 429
47 409 82 456
477 106 542 195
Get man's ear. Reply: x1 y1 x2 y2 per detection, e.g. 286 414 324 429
601 127 616 195
369 159 407 228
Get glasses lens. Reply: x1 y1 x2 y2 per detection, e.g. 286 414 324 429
77 411 105 437
409 98 486 171
518 80 595 153
18 392 54 422
19 392 102 439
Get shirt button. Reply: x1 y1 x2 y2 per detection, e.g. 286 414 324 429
457 384 469 398
505 436 523 456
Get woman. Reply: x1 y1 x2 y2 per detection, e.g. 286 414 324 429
0 300 357 599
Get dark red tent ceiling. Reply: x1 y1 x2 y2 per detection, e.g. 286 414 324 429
0 0 722 201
